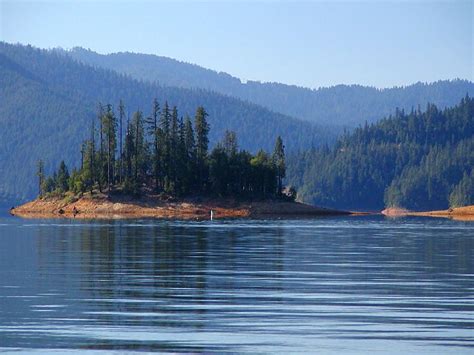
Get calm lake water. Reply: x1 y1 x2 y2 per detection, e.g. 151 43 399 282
0 214 473 354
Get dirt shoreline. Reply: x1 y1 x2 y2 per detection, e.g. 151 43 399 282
9 194 351 220
11 195 472 221
382 206 474 221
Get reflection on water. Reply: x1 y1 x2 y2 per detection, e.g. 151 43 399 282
0 216 473 353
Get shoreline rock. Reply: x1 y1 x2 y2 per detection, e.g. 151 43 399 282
381 207 410 217
10 195 351 220
382 205 474 221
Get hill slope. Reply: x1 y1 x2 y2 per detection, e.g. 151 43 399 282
287 97 474 211
65 47 474 127
0 42 328 203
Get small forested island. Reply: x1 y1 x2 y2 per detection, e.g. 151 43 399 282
12 100 347 219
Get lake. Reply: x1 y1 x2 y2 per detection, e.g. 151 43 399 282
0 215 473 354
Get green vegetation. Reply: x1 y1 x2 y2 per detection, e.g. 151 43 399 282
2 42 472 208
449 171 474 207
37 101 291 201
0 41 327 203
287 96 474 210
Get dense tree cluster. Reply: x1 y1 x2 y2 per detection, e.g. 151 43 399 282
287 96 474 210
37 101 288 200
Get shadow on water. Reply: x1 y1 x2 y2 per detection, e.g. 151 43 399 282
0 216 473 353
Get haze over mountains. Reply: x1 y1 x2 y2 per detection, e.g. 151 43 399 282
1 41 473 205
65 47 474 127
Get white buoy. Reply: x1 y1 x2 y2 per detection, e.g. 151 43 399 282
210 210 214 220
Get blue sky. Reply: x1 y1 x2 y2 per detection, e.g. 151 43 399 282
1 0 472 88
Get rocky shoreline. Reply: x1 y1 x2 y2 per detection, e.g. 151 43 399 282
10 194 351 220
11 195 473 221
382 206 474 221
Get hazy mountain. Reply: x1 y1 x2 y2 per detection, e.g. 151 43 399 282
0 42 329 203
65 47 474 127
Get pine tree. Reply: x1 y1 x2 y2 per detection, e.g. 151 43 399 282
194 106 210 191
102 104 117 192
146 98 160 192
89 119 96 193
184 115 196 192
222 130 238 156
449 171 474 207
124 116 134 188
177 117 187 194
272 136 286 196
56 161 70 192
118 99 125 184
131 110 148 194
97 103 105 192
221 130 239 194
80 143 85 171
251 150 275 199
160 102 171 185
36 160 45 197
169 106 180 192
80 139 93 193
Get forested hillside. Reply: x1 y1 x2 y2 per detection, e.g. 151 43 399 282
287 97 474 211
65 47 474 127
0 42 328 203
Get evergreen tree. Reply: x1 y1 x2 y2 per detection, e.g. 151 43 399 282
68 168 83 194
102 104 117 192
42 176 56 194
449 170 474 207
97 103 105 192
272 136 286 195
222 130 238 156
195 106 210 191
221 130 239 194
124 116 134 188
168 106 180 193
88 119 96 193
250 150 276 199
118 99 125 184
80 138 94 193
56 161 69 192
183 116 196 192
146 98 160 192
160 102 171 187
131 110 148 194
209 144 229 196
36 160 45 197
176 117 187 195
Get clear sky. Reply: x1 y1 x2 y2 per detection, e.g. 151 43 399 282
1 0 472 88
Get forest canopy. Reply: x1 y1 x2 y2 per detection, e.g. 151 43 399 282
36 101 291 201
287 96 474 211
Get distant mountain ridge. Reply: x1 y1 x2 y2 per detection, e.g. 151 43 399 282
0 42 327 203
64 47 474 127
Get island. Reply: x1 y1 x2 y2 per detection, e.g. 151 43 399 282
10 193 350 220
11 100 351 220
